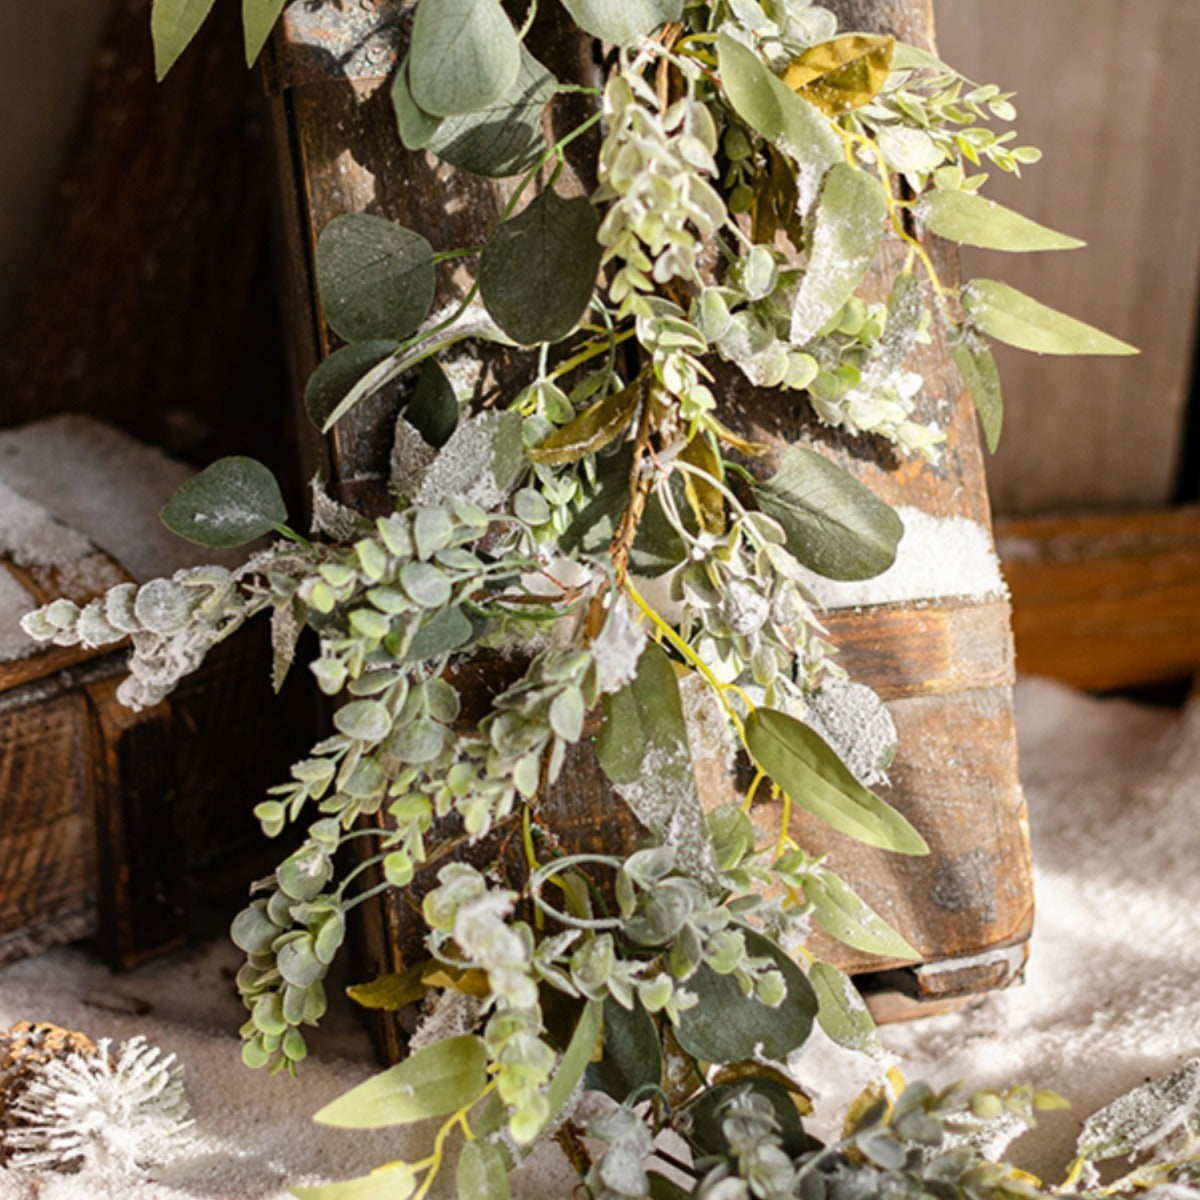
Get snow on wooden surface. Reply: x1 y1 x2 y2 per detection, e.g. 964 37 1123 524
0 681 1194 1195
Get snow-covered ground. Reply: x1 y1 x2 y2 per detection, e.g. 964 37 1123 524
0 676 1195 1196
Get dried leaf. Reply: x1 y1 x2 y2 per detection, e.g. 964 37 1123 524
678 434 726 535
528 381 641 466
783 35 895 116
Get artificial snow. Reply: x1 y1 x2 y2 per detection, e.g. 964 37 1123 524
0 570 39 663
0 677 1197 1195
797 504 1008 609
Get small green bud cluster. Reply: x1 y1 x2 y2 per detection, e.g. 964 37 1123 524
698 1090 798 1200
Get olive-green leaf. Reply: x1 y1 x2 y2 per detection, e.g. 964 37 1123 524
428 47 556 178
674 928 816 1063
919 191 1084 253
291 1162 417 1200
151 0 217 80
648 1175 692 1200
782 34 895 116
558 0 682 44
456 1140 510 1200
243 0 286 66
406 359 459 448
345 965 430 1012
161 457 288 548
790 163 888 344
745 707 928 854
950 330 1003 452
408 0 520 118
316 214 436 344
313 1034 488 1128
305 341 399 429
962 280 1138 356
585 996 662 1102
528 381 641 466
753 446 903 581
544 999 604 1124
718 33 841 180
810 961 884 1055
391 59 443 151
804 869 919 960
479 189 601 345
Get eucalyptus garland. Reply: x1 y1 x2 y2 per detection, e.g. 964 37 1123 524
22 0 1146 1197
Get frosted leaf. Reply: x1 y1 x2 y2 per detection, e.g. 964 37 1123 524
1077 1059 1200 1164
388 417 438 502
133 579 195 636
310 478 372 541
592 596 648 695
5 1035 192 1180
271 602 302 691
416 411 524 512
408 988 486 1055
104 583 141 634
806 677 897 788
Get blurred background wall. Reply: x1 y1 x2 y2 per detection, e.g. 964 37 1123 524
935 0 1200 514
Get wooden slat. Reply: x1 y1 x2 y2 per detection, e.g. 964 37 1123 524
998 508 1200 691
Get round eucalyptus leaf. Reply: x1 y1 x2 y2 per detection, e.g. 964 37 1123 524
391 57 443 151
161 456 288 548
559 0 682 44
277 936 324 989
408 0 520 118
673 928 816 1063
479 189 602 346
315 214 436 343
305 341 398 429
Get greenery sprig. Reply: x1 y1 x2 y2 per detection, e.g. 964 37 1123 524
25 0 1151 1195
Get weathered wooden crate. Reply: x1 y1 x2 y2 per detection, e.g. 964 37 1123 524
0 415 299 969
262 0 1033 1051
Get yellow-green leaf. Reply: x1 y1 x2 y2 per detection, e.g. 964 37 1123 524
345 964 430 1012
810 961 883 1055
528 381 641 466
291 1162 416 1200
962 280 1137 357
151 0 217 80
243 0 286 66
804 869 920 960
783 35 895 116
950 330 1003 453
919 190 1084 253
745 707 928 855
313 1035 488 1129
678 434 726 535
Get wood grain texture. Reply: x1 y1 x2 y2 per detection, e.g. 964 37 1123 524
935 0 1200 514
998 507 1200 690
269 0 1032 1047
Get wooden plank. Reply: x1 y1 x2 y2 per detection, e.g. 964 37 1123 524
997 507 1200 691
935 0 1200 514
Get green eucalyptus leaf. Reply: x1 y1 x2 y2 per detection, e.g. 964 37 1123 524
790 163 888 344
151 0 217 80
314 1035 488 1129
479 189 601 345
456 1140 510 1200
161 457 287 548
408 0 520 117
406 359 459 448
674 928 816 1063
950 330 1003 452
745 708 928 855
305 341 399 429
243 0 286 66
717 33 841 186
391 59 443 151
962 280 1137 356
810 960 884 1055
403 605 475 662
291 1162 417 1200
428 47 556 178
753 446 903 581
316 214 436 344
558 0 682 44
919 190 1084 253
585 996 662 1102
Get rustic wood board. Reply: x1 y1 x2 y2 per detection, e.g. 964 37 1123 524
998 507 1200 691
935 0 1200 515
